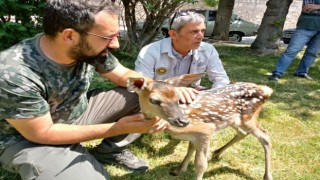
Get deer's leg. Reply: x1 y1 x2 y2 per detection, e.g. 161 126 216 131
251 126 273 180
194 140 210 180
170 141 195 176
211 131 248 160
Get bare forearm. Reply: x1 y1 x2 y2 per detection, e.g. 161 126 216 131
6 116 127 145
7 113 159 145
38 123 124 145
302 4 320 12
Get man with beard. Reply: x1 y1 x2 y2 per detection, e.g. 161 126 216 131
0 1 197 179
135 11 230 89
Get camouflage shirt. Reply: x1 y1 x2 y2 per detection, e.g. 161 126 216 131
0 34 118 152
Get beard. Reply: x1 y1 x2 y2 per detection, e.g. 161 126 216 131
68 36 108 65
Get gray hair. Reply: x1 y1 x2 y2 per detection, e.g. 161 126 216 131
170 11 205 31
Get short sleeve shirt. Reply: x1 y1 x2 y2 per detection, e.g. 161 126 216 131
0 34 118 151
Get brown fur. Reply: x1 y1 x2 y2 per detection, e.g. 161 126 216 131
127 74 273 180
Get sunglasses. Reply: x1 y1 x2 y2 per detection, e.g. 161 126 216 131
169 11 191 30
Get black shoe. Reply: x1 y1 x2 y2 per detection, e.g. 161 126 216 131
268 74 281 81
90 148 149 172
294 74 313 80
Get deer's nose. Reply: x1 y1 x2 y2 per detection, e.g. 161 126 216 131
168 117 190 127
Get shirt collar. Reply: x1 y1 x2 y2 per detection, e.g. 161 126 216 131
160 38 204 59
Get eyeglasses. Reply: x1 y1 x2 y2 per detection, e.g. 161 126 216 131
85 31 120 40
169 11 191 30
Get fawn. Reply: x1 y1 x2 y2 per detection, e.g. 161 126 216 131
127 73 273 180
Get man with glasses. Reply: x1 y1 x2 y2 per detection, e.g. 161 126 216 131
135 11 230 89
0 1 197 179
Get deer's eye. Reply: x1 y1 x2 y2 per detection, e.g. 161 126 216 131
149 98 161 105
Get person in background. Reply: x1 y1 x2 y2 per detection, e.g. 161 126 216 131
0 1 197 179
269 0 320 81
135 11 230 89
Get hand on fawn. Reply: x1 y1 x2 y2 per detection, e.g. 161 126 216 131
175 87 199 104
116 113 168 134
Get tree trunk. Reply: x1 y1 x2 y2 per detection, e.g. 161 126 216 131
251 0 293 54
211 0 235 41
120 0 195 52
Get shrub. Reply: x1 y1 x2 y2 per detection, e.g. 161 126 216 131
0 0 46 51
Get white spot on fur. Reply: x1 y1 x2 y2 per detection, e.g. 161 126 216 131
201 112 209 116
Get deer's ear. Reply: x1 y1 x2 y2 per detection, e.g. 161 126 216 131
127 78 146 92
164 73 206 87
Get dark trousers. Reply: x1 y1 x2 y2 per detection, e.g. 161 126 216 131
0 87 140 180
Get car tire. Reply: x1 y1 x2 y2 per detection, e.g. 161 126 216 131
229 32 243 42
159 28 169 38
155 28 169 41
283 39 290 44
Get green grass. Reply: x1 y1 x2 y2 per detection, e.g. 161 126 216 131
2 44 320 179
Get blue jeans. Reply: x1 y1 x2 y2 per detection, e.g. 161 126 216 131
272 28 320 76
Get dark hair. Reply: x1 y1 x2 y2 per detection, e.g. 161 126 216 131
43 0 119 37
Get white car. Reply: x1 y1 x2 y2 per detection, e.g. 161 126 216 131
194 9 260 42
138 9 260 42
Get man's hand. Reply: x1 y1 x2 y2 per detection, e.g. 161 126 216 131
303 4 320 13
175 87 199 104
115 113 168 134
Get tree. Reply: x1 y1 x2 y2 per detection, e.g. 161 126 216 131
118 0 197 52
251 0 293 53
203 0 219 7
0 0 45 51
210 0 235 41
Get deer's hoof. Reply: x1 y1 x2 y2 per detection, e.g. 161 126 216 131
263 173 273 180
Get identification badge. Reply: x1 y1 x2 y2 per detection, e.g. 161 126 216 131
156 67 167 75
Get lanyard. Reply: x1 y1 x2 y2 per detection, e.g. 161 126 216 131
187 50 194 74
187 53 193 74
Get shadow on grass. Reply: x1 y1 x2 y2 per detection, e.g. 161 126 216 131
110 161 256 180
124 133 259 180
204 166 256 180
132 133 182 158
0 156 256 180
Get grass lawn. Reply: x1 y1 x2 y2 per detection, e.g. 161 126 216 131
1 44 320 180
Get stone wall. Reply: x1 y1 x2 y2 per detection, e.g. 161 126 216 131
233 0 302 29
184 0 303 30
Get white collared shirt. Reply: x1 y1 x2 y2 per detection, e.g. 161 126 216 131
135 38 230 88
171 48 193 77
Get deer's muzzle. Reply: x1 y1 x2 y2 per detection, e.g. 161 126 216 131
167 116 190 127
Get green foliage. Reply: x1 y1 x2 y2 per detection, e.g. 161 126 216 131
204 0 219 7
173 0 198 3
110 48 137 63
0 0 46 51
